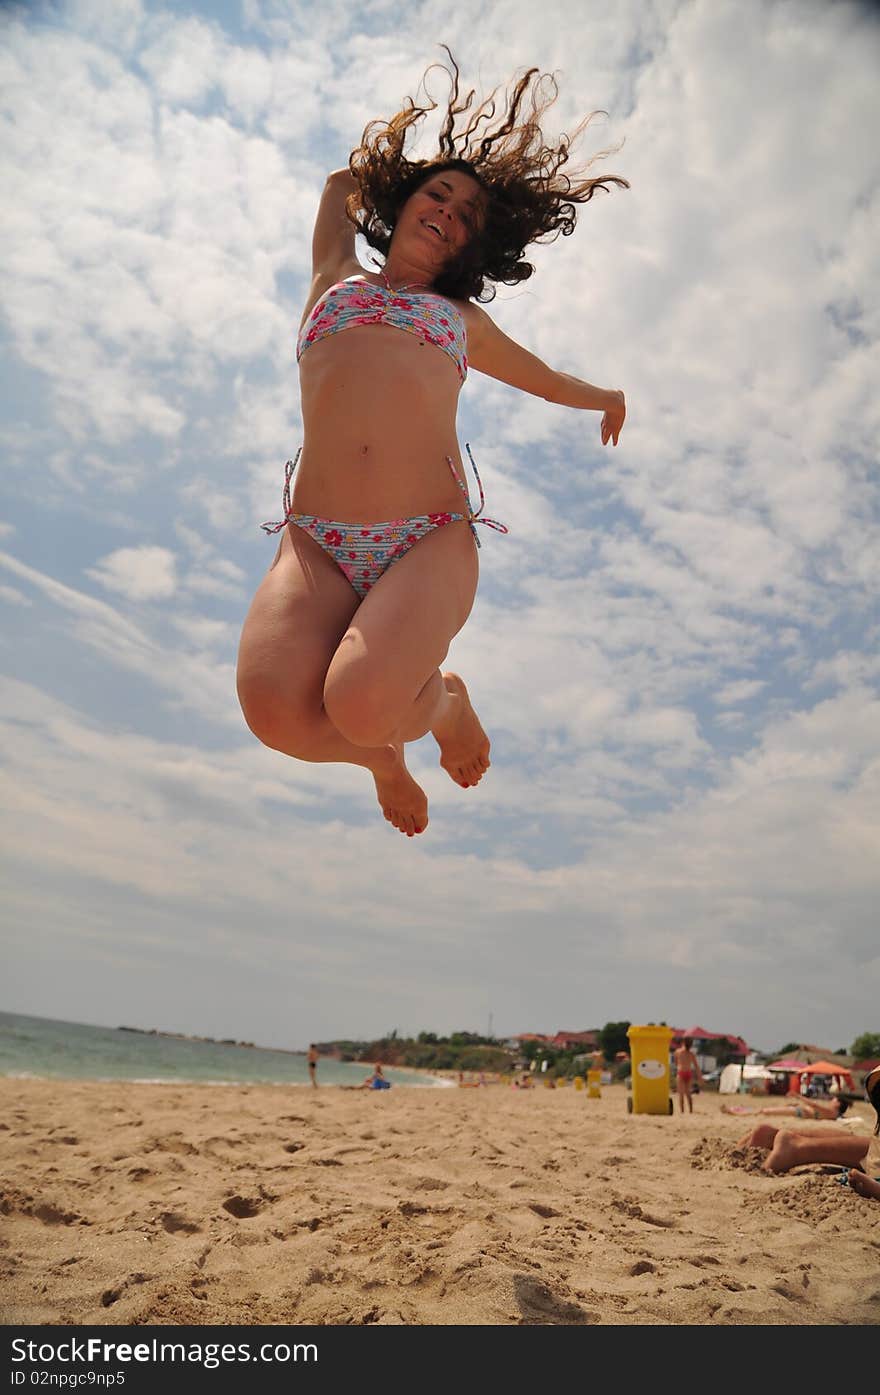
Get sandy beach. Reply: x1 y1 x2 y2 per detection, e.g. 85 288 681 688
2 1078 878 1326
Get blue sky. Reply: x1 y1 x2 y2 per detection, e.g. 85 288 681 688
2 0 878 1055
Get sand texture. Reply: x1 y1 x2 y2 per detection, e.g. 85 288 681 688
1 1079 879 1326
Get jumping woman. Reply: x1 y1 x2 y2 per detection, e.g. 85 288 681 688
237 51 629 836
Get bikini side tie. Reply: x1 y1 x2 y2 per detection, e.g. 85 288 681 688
445 443 509 548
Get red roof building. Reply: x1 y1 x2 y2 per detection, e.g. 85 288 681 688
510 1031 599 1052
550 1030 599 1050
672 1026 750 1056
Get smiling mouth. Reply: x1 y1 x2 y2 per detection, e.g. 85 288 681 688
422 220 447 242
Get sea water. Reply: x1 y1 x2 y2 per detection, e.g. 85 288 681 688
0 1011 445 1088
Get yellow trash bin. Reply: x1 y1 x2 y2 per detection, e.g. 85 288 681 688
587 1069 602 1098
626 1024 674 1115
573 1075 584 1091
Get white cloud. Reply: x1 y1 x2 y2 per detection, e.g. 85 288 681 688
138 16 226 106
87 545 178 601
715 678 766 707
0 584 31 607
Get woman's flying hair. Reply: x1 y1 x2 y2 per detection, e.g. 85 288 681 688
347 47 630 302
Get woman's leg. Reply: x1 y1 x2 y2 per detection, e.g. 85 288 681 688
236 526 428 836
321 521 491 788
763 1131 870 1174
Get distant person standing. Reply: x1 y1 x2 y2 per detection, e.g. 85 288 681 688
675 1037 703 1114
307 1043 319 1089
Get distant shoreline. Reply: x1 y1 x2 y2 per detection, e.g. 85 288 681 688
117 1025 302 1054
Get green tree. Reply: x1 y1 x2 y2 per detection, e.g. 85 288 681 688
850 1032 880 1060
598 1021 631 1063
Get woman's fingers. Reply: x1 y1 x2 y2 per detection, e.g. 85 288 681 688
601 412 621 446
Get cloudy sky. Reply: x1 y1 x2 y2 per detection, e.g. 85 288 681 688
2 0 878 1057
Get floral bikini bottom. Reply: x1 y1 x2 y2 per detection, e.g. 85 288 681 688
261 445 507 600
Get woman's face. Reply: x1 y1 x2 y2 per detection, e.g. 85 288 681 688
393 169 486 270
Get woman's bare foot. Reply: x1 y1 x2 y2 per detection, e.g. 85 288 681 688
431 672 491 788
848 1169 880 1201
371 743 428 837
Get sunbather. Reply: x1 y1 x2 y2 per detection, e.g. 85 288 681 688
722 1095 850 1121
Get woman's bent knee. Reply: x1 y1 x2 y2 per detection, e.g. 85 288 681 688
323 682 397 748
237 676 323 759
323 655 414 746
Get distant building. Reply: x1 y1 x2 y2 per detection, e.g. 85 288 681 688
786 1044 855 1068
507 1030 599 1052
670 1026 750 1058
550 1030 599 1051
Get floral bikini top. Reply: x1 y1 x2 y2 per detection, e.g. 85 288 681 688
296 269 468 382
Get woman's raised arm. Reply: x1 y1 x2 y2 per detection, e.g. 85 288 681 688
308 169 361 283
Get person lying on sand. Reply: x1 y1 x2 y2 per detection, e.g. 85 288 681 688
738 1065 880 1188
722 1095 850 1121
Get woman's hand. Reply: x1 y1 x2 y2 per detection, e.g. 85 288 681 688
601 389 626 447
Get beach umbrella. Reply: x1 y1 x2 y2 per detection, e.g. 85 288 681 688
798 1060 855 1087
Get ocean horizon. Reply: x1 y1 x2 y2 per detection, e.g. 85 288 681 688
0 1010 448 1088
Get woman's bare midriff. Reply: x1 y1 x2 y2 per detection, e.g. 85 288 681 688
292 321 471 521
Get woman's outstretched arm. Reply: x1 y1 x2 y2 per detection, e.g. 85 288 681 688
466 303 626 444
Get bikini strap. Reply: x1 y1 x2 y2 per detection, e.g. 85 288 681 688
378 265 432 295
260 448 302 534
445 443 510 549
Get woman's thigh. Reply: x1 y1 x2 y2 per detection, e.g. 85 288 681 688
323 521 479 734
236 524 360 749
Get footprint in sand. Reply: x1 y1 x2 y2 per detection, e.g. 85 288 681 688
221 1195 263 1219
513 1275 598 1325
159 1211 201 1234
149 1134 198 1157
33 1202 84 1226
611 1198 676 1228
1 1190 83 1227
